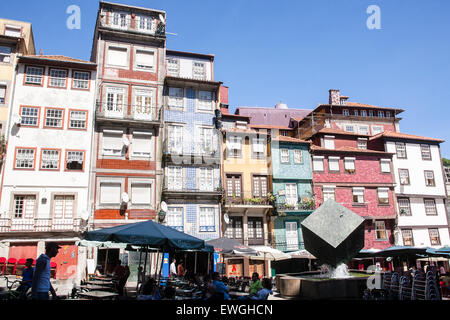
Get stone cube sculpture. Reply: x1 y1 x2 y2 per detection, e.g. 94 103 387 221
301 199 365 267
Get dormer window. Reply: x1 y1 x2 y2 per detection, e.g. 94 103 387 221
4 25 22 37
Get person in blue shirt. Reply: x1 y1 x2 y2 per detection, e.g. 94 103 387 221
32 242 60 300
211 272 230 300
18 258 34 300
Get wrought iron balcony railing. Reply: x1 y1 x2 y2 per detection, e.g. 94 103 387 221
96 102 161 123
223 192 272 206
275 201 315 212
99 15 165 37
163 138 220 159
273 241 305 252
0 217 83 233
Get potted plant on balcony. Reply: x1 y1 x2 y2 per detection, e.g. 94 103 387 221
267 193 276 205
345 168 355 174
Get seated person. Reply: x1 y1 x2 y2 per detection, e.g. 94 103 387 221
18 258 34 300
250 278 273 300
94 265 104 277
249 272 263 295
212 272 230 300
137 278 161 300
162 285 176 300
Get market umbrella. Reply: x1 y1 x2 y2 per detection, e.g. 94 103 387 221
288 249 317 259
206 237 258 255
83 220 207 251
354 248 382 258
375 246 428 257
249 246 291 261
425 247 450 258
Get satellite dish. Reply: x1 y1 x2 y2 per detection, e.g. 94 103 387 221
160 201 168 212
224 213 230 224
159 14 165 24
122 136 130 147
13 114 22 125
121 192 129 203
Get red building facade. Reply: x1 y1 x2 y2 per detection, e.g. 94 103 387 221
90 2 166 228
295 90 402 250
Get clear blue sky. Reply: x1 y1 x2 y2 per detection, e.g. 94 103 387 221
2 0 450 157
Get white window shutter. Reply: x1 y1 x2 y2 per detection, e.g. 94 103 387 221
131 183 151 204
108 47 127 66
100 183 121 204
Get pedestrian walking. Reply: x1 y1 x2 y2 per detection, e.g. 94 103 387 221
31 242 60 300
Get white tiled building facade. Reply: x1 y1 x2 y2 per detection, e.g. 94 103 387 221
0 55 97 284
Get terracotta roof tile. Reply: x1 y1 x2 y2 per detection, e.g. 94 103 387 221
273 136 310 144
311 145 393 155
316 128 370 137
369 131 445 143
222 127 268 135
249 124 293 130
23 55 94 64
345 102 403 112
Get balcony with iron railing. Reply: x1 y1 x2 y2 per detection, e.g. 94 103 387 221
163 138 220 161
99 14 165 38
95 102 161 125
0 217 83 233
162 179 222 198
223 192 273 207
274 198 315 215
273 240 305 253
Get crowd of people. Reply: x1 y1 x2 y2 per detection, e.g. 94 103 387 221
135 268 273 301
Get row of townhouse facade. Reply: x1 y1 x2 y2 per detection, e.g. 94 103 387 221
0 2 448 283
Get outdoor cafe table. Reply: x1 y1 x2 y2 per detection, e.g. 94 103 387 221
86 280 115 287
229 291 249 298
77 290 119 300
79 284 115 292
90 276 114 282
176 288 195 297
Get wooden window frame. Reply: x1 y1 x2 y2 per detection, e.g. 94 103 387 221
402 229 414 246
398 168 410 185
71 70 91 91
47 68 68 89
428 228 441 246
424 170 435 187
14 147 37 170
424 198 437 216
39 148 61 171
19 105 41 128
395 142 407 159
64 149 86 172
67 109 88 131
43 107 65 130
24 65 45 86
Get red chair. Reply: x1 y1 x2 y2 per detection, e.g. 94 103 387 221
0 257 6 275
15 259 26 276
50 262 57 278
4 258 17 275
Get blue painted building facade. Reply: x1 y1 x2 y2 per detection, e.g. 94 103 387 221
162 51 222 241
270 137 314 252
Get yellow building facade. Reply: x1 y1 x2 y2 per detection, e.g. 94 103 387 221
220 114 273 277
0 19 35 135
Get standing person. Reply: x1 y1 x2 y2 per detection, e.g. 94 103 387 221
32 242 60 300
170 258 177 278
177 260 186 277
249 272 263 295
18 258 34 300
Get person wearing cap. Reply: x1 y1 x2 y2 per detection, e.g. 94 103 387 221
32 242 60 300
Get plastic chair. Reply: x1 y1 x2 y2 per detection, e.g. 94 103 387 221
50 262 57 279
0 257 6 275
15 259 26 277
4 258 17 275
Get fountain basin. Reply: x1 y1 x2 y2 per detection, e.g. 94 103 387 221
276 270 370 299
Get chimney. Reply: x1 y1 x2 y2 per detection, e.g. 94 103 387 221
329 89 340 105
39 49 43 56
